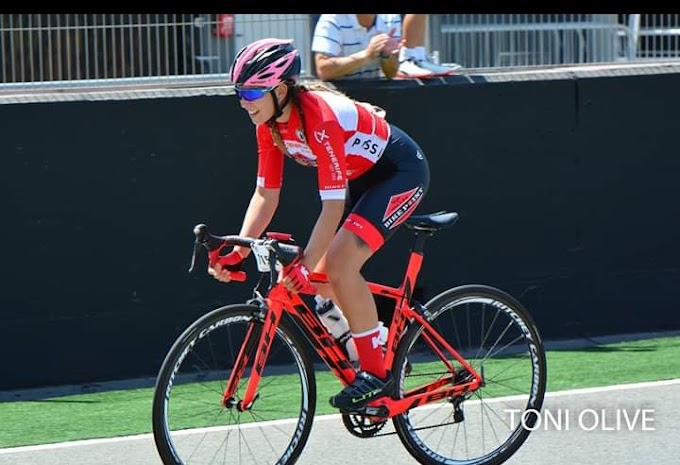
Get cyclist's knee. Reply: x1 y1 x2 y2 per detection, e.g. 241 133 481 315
325 230 373 282
324 253 351 285
324 249 362 285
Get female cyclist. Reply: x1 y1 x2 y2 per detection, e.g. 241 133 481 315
209 38 430 412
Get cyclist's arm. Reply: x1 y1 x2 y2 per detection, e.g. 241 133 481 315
303 115 347 270
233 186 280 258
303 199 345 270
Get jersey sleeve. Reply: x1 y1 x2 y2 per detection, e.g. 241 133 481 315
311 120 347 201
255 124 284 189
311 15 342 57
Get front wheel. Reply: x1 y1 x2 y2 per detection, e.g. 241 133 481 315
152 303 317 465
392 285 547 465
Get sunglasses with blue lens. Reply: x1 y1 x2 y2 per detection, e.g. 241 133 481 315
235 86 273 102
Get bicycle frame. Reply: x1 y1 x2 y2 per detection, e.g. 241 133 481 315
223 245 483 418
157 213 545 465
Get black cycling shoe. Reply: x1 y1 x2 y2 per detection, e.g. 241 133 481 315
329 371 394 412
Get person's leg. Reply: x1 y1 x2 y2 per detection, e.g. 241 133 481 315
328 124 430 411
311 253 336 301
403 14 427 50
310 252 360 362
324 229 385 377
398 15 434 78
398 14 461 77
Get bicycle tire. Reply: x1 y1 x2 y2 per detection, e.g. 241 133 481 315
152 303 317 465
392 284 547 465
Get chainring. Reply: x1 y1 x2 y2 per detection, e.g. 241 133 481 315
341 412 388 438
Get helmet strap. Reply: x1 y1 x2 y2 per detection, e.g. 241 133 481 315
268 84 293 124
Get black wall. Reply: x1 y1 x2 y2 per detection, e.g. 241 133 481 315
2 70 680 390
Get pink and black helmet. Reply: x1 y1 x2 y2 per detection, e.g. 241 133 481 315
230 38 301 87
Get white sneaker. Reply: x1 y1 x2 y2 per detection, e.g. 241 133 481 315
417 59 462 76
397 59 435 79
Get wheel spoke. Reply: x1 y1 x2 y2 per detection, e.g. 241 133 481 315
152 305 316 465
392 286 546 465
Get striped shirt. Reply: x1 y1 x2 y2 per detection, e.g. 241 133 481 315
311 14 402 80
256 90 391 200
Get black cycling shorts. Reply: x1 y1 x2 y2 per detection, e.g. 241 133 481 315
342 124 430 251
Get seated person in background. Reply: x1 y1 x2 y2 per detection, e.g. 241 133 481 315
311 14 403 81
398 14 462 78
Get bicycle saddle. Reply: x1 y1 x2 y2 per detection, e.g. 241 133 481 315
404 211 459 232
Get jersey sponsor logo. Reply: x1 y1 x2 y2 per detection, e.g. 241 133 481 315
346 217 363 230
314 129 329 144
284 140 313 154
346 132 386 161
283 141 317 167
322 182 346 191
299 265 310 280
382 186 424 230
350 136 380 156
313 126 343 183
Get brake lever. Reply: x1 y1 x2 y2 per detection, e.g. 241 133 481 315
189 224 248 281
188 240 203 273
188 224 209 273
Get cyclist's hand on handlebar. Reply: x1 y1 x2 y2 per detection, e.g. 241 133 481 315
282 258 317 294
208 250 245 283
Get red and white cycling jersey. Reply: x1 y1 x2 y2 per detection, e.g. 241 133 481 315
255 90 391 200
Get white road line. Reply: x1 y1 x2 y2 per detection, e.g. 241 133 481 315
1 377 678 454
543 377 680 398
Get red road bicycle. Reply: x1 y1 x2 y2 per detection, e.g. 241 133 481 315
152 210 547 465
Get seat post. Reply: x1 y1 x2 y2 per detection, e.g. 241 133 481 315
412 230 435 255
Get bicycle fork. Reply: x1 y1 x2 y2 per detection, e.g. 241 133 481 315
221 299 283 411
221 286 358 412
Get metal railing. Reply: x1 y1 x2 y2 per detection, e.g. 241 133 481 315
626 14 680 59
0 14 313 88
1 15 196 84
1 14 679 89
430 14 635 68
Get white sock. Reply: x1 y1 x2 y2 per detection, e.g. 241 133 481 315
413 46 427 62
399 46 426 62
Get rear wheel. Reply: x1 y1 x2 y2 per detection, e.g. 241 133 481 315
152 303 316 465
392 285 547 465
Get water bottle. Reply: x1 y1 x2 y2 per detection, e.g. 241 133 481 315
376 320 389 348
314 296 358 361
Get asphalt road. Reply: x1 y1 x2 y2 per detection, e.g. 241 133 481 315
1 378 678 465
